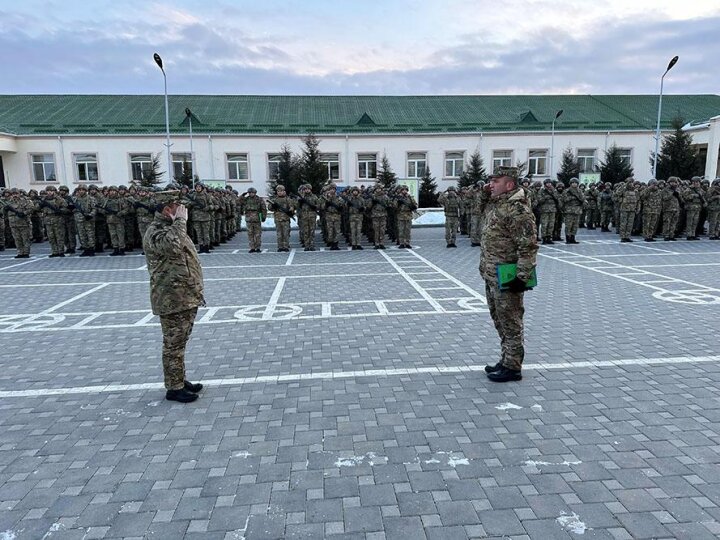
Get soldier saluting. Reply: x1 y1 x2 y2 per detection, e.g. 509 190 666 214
143 186 205 403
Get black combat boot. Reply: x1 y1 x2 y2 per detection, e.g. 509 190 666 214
330 243 340 251
65 248 75 254
484 362 503 374
357 245 364 250
487 367 522 383
118 249 126 256
78 249 89 257
109 248 120 256
88 248 95 257
165 389 199 403
57 253 65 257
184 380 203 393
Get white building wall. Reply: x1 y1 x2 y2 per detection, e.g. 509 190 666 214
2 129 666 192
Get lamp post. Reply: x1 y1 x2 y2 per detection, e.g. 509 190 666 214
653 55 679 178
153 53 173 184
550 109 563 179
185 108 195 188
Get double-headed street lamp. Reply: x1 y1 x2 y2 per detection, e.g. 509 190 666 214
550 109 563 179
153 53 173 184
653 55 679 178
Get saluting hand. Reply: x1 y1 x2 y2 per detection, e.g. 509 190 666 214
174 204 188 221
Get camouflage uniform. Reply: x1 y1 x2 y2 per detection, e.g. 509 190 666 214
322 188 346 249
268 185 296 252
369 188 391 248
135 190 157 251
88 186 107 252
480 176 538 373
297 185 321 250
535 184 559 243
682 179 706 240
185 186 213 253
5 190 34 257
39 187 68 257
615 179 639 241
144 204 205 392
661 178 682 240
438 187 460 247
73 187 97 255
241 189 266 252
470 185 490 246
707 180 720 239
101 187 129 255
58 186 77 254
598 185 614 231
639 181 662 241
347 188 366 249
120 187 137 250
395 187 417 248
585 185 600 229
560 180 584 243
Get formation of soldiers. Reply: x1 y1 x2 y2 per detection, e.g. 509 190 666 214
3 175 718 258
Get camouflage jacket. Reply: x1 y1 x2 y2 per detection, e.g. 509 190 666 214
479 188 538 283
135 196 157 223
535 188 560 213
347 196 366 216
101 196 129 224
241 195 267 223
184 192 212 222
616 187 639 212
561 186 585 215
39 195 68 222
322 194 346 217
395 194 417 218
268 196 296 222
682 187 706 209
369 194 391 218
144 213 205 316
73 194 97 220
640 188 662 214
297 193 321 220
598 190 614 211
4 197 34 227
437 192 460 217
471 189 490 216
661 188 683 212
584 188 599 210
706 186 720 211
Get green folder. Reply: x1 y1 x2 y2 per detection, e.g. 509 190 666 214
496 263 537 290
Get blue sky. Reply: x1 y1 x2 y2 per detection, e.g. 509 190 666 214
1 0 718 95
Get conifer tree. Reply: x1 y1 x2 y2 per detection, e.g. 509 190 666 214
418 167 439 207
457 150 487 188
600 144 634 185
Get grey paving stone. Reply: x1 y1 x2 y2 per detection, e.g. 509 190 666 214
344 506 383 533
382 516 427 540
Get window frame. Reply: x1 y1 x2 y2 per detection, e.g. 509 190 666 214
357 152 378 182
128 153 154 183
406 151 427 179
171 152 194 182
226 153 250 182
617 147 633 165
491 150 513 174
29 153 58 183
527 149 548 176
267 153 282 182
444 151 465 179
72 152 100 183
576 148 596 173
320 153 341 181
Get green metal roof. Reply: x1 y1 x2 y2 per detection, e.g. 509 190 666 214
0 94 718 136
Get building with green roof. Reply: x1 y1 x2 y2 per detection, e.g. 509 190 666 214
0 94 718 190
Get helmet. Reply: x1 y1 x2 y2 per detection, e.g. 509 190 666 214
691 176 702 183
118 184 128 190
247 187 257 193
569 177 579 185
447 186 456 192
58 185 69 192
276 184 286 192
45 185 57 192
108 185 118 191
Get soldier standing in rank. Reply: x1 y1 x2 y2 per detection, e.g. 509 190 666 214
322 184 345 250
553 182 565 241
707 179 720 240
535 180 559 244
143 188 205 403
470 182 490 247
267 184 296 252
297 184 321 251
640 179 662 241
39 186 68 257
438 186 460 248
369 185 391 249
5 188 35 258
615 177 639 242
481 167 538 383
560 178 584 244
73 185 97 257
120 186 137 251
598 182 614 232
347 187 366 250
88 185 107 253
135 187 157 253
102 186 128 256
683 176 706 240
661 177 682 241
58 185 77 254
395 185 417 248
240 187 266 253
184 183 213 253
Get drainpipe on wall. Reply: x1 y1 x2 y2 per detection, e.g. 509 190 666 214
345 135 350 184
208 135 215 179
604 131 610 153
58 136 68 186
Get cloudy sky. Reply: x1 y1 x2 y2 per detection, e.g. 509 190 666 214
1 0 718 95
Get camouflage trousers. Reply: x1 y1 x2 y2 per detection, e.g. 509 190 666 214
444 216 458 244
372 216 387 246
349 215 363 246
193 220 212 247
470 215 483 244
708 210 720 237
159 307 198 390
215 217 224 240
662 211 678 239
564 213 581 236
124 216 136 248
642 212 660 240
618 210 635 240
0 216 4 248
275 219 291 250
64 215 77 250
485 281 525 371
539 212 555 239
10 225 31 255
138 219 152 249
45 218 66 255
75 216 96 250
326 215 341 244
95 217 107 248
685 207 701 237
600 210 613 229
397 217 412 246
299 217 316 248
586 208 599 228
246 220 262 250
107 222 125 249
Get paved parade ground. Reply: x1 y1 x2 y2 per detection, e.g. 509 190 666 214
2 227 720 539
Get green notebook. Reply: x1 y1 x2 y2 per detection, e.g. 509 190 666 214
496 263 538 290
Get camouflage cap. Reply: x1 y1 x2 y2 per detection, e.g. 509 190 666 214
154 188 182 206
490 166 519 180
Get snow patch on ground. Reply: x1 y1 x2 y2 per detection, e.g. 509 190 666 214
1 531 17 540
495 402 523 411
556 512 589 534
233 451 252 458
335 452 388 467
531 403 543 412
524 460 582 467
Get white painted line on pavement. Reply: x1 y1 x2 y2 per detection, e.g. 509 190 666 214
285 248 296 266
2 354 719 398
1 255 49 270
43 284 109 314
379 250 444 312
262 277 287 320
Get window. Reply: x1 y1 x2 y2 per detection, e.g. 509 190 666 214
74 153 98 182
357 153 377 180
407 152 427 178
492 150 512 174
577 149 596 173
444 151 464 178
267 154 282 181
172 153 193 181
227 153 249 181
321 153 340 181
527 150 548 176
31 154 56 182
617 148 633 165
130 153 153 182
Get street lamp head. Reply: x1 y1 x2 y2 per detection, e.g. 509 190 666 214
666 56 679 73
153 53 164 70
555 109 564 119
